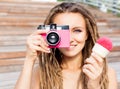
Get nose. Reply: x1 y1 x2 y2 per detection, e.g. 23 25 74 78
70 32 74 43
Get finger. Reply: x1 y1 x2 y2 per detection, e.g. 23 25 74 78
29 34 49 47
83 67 95 80
83 67 101 80
30 44 50 53
32 30 48 35
83 64 102 78
85 58 96 64
91 52 104 66
85 58 98 68
32 40 50 51
31 35 48 46
29 36 50 52
84 58 101 72
83 64 96 74
27 34 50 53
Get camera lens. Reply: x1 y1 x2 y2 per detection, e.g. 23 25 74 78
46 32 60 46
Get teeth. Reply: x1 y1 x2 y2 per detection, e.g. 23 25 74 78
70 45 75 48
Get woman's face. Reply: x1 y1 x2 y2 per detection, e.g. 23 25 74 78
53 13 88 58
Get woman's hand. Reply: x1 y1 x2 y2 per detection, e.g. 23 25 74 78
26 30 50 62
83 52 104 89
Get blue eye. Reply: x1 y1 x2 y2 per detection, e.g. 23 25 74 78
74 29 82 33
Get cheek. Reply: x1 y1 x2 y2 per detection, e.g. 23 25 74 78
74 33 87 42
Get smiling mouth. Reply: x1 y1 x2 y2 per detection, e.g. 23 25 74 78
67 45 77 50
70 45 75 48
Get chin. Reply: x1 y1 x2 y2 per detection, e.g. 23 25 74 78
62 51 82 58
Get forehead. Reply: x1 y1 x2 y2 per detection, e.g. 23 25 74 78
53 12 86 29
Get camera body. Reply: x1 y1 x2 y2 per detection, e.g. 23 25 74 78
37 24 70 48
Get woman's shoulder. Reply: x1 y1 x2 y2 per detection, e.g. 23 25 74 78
108 66 116 74
107 66 118 89
107 66 117 80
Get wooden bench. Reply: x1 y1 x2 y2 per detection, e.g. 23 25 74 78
0 1 120 89
0 0 120 74
0 16 45 26
107 46 120 62
0 2 119 55
0 1 58 17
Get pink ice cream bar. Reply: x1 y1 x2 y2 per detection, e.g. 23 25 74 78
92 37 113 58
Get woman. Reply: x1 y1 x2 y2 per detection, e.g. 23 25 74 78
15 2 118 89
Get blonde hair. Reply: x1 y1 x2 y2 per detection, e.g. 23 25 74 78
38 2 109 89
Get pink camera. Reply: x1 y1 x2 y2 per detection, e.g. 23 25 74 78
37 24 70 48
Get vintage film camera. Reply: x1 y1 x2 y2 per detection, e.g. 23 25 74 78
37 24 70 48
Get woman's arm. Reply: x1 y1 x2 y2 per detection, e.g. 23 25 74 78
108 67 118 89
14 59 35 89
14 30 50 89
31 66 40 89
83 52 118 89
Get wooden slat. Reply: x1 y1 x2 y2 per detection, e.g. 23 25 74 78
0 58 38 73
112 46 120 51
0 27 34 35
0 58 24 66
0 1 57 17
0 16 45 26
0 51 26 59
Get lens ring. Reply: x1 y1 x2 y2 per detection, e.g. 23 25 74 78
46 31 60 46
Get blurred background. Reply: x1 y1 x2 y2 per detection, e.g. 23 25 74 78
0 0 120 89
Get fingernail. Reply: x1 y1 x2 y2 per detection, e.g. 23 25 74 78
47 48 50 51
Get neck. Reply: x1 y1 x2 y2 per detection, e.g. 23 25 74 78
61 53 82 71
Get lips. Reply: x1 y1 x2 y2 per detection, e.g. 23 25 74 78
70 45 75 48
67 45 77 50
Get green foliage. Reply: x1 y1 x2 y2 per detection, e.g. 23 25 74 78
57 0 64 1
116 13 120 17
